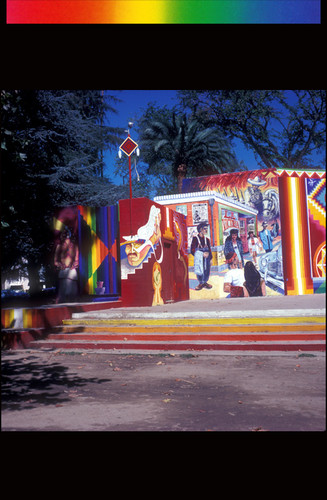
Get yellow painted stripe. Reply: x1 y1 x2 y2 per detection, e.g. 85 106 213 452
3 309 15 328
63 316 325 326
23 309 33 328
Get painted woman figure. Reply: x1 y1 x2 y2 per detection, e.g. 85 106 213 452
243 261 266 297
223 252 245 298
224 228 244 268
247 230 262 266
152 262 164 306
54 229 79 303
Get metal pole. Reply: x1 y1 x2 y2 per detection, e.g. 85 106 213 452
129 153 133 235
128 132 133 235
129 152 132 200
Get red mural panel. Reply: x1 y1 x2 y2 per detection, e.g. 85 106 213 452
119 198 189 307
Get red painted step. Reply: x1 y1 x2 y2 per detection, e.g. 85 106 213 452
28 319 325 353
27 340 326 352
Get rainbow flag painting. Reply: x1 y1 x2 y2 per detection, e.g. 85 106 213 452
78 205 120 296
6 1 321 24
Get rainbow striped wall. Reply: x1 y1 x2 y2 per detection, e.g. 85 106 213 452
1 307 57 329
277 169 325 296
6 1 320 24
78 205 120 295
306 177 326 287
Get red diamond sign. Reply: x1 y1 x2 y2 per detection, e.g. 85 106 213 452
119 137 138 156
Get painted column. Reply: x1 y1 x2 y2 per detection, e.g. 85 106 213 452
278 175 313 295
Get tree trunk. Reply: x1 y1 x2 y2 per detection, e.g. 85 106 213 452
177 163 187 194
27 264 42 296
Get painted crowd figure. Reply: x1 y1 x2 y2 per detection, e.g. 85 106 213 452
259 222 275 253
243 261 266 297
247 230 262 266
223 252 245 297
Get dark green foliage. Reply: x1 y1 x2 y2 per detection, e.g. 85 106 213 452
136 104 243 194
178 90 326 170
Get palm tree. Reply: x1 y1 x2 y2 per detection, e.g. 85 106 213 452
140 112 240 193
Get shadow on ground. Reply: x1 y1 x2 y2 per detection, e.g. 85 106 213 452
1 352 112 411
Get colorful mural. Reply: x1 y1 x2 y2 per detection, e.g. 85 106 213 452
181 168 325 297
182 169 283 297
50 172 324 306
306 177 326 282
77 205 120 296
53 200 189 306
119 198 189 306
277 169 325 295
53 205 120 298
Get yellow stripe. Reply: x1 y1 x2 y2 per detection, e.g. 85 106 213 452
5 309 15 328
23 309 33 328
63 316 325 326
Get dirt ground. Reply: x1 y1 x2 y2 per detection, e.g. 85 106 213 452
1 349 325 432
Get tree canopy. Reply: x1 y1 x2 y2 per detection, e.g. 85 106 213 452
136 104 243 194
178 90 326 170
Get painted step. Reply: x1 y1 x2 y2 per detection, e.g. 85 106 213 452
28 315 325 352
56 324 324 335
28 339 325 352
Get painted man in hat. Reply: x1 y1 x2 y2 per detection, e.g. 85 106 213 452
191 222 213 291
259 221 275 253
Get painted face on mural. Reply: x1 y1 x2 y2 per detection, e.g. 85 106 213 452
121 205 163 276
125 240 152 267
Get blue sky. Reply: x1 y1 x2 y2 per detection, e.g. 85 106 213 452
103 90 323 185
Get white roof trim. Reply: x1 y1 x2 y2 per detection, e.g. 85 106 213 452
154 191 258 215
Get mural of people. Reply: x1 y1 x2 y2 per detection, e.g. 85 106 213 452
159 169 292 297
191 222 213 290
224 228 245 268
54 228 79 303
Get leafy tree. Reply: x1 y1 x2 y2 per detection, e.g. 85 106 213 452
137 105 242 194
113 154 154 199
1 90 124 293
178 90 326 170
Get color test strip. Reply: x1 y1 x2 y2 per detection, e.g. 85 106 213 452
7 1 321 24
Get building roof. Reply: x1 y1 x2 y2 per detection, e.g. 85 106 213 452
154 190 258 215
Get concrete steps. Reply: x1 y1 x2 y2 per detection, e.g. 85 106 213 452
28 313 326 354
